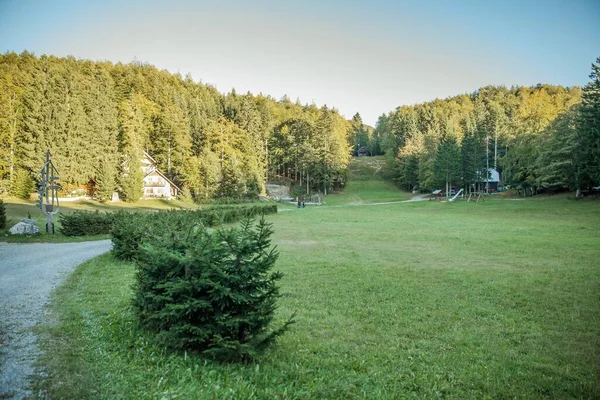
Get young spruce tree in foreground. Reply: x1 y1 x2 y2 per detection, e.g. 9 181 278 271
133 216 294 360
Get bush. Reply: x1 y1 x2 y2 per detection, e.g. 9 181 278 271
59 203 277 239
195 197 259 205
111 204 278 260
59 210 116 236
0 199 6 229
133 217 293 360
111 211 151 260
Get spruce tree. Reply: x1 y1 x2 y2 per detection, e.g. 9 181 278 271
117 97 146 202
576 57 600 195
95 157 117 202
11 168 35 199
434 122 461 195
0 54 25 183
119 154 144 202
132 216 293 360
461 114 486 191
350 112 368 155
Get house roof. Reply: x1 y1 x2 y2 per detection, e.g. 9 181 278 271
476 168 500 183
143 151 158 164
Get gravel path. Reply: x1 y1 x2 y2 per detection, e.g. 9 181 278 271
0 240 112 399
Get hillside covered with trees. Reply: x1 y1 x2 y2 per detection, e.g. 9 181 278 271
363 58 600 196
0 52 352 201
1 52 598 200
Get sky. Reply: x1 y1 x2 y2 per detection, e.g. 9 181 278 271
0 0 599 125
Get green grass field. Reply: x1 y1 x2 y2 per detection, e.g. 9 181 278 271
34 158 600 399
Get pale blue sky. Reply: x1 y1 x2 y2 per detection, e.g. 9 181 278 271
1 0 598 125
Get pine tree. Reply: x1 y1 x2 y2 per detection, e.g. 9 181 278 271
151 99 191 184
94 157 117 202
117 97 146 202
575 57 600 195
0 53 25 183
132 216 293 360
19 55 48 175
118 154 143 202
434 121 461 195
350 112 368 155
11 168 35 199
461 114 486 191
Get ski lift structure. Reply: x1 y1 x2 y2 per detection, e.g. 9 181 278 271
37 151 61 233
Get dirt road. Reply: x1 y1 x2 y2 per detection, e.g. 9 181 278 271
0 240 112 399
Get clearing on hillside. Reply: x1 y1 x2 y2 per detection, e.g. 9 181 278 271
325 156 411 206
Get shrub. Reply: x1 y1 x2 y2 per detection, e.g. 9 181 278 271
0 199 6 229
111 204 277 260
59 210 116 236
111 211 149 260
133 217 293 360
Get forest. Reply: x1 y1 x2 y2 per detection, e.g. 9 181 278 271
0 52 598 200
0 52 351 201
355 59 600 196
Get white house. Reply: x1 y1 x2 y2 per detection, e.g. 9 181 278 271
141 152 179 199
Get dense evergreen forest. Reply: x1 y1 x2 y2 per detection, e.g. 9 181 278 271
1 52 598 200
0 52 352 201
359 58 600 196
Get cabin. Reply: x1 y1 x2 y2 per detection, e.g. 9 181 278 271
141 152 179 199
472 168 501 193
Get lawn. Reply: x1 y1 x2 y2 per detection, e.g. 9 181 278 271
34 188 600 398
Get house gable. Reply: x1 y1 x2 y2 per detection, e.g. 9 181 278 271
140 152 179 199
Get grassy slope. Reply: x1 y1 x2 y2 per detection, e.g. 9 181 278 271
324 156 411 206
1 197 198 242
34 159 600 399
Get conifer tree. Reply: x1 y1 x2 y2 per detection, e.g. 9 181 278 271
461 114 486 191
94 157 117 202
434 121 461 195
119 154 144 201
0 53 25 184
117 97 146 202
350 112 368 155
11 168 35 200
575 57 600 195
19 56 48 174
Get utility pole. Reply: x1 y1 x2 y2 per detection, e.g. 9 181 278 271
494 127 498 171
486 133 489 194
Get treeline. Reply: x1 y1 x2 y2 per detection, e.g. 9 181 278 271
0 52 352 201
371 58 600 195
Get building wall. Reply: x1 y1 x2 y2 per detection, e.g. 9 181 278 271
143 172 174 199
